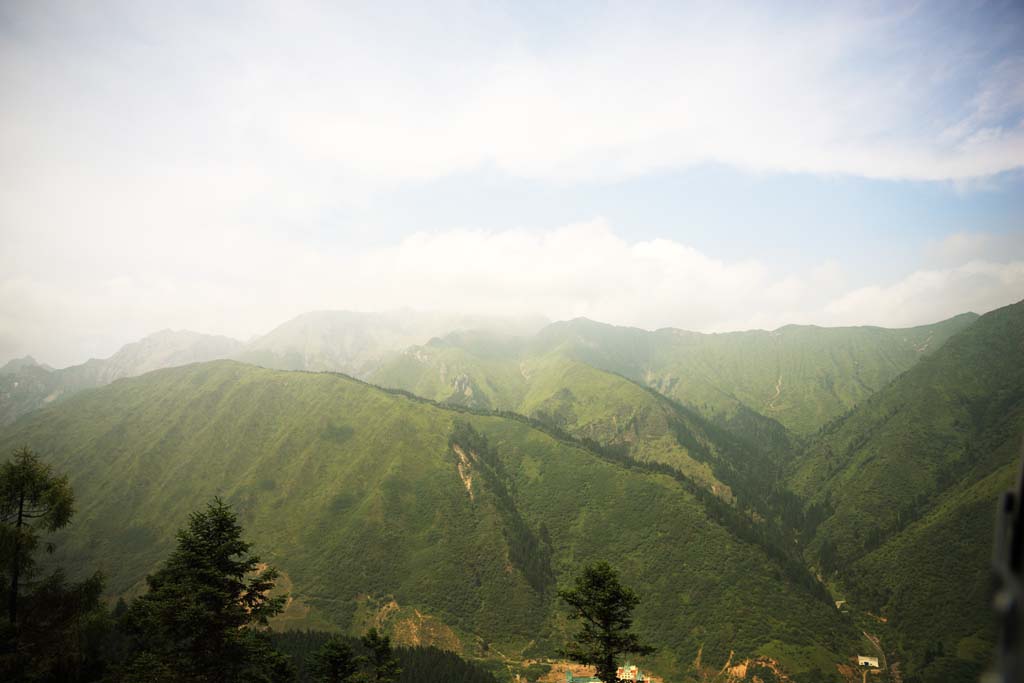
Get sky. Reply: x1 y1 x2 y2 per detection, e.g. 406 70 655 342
1 1 1023 368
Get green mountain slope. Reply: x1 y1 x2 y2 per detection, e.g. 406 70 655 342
0 311 543 426
848 461 1016 683
789 299 1024 682
0 361 856 681
372 314 977 439
535 314 978 434
375 341 817 542
370 315 976 515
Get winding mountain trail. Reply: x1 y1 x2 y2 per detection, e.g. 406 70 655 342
767 373 783 410
862 629 900 683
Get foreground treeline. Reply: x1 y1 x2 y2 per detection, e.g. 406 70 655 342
2 447 654 682
270 631 499 683
0 448 499 682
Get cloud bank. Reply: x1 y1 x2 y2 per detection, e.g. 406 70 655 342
1 2 1022 365
1 1 1022 204
2 221 1021 367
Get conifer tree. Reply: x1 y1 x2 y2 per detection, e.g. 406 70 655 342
558 561 654 683
125 497 291 681
0 447 109 681
0 446 74 626
312 636 362 682
361 628 400 682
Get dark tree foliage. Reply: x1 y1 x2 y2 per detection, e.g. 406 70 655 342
361 628 400 683
312 636 361 683
13 569 109 681
393 646 500 683
0 446 74 625
271 630 499 683
558 562 654 683
0 447 107 682
124 497 291 682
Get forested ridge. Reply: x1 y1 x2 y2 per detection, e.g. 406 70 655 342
0 301 1020 682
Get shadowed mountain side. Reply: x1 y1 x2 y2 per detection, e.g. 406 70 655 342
789 298 1024 682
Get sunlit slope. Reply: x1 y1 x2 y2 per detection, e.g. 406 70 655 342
0 361 855 680
374 341 799 502
370 330 531 410
534 314 977 434
373 315 977 437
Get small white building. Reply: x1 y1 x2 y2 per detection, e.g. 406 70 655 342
857 656 879 668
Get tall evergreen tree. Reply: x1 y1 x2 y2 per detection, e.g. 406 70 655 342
0 447 110 681
361 628 400 682
125 497 291 682
312 636 361 683
558 561 654 683
0 446 74 626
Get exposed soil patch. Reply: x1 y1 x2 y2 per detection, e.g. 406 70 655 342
452 443 475 500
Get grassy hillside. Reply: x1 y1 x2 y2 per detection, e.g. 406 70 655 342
789 299 1024 682
0 361 856 682
373 314 977 439
535 314 977 434
792 300 1024 563
374 340 810 521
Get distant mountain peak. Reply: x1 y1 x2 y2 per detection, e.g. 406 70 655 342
0 355 51 374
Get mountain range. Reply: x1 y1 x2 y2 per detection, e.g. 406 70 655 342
370 314 976 434
0 361 854 682
1 301 1020 683
0 311 546 426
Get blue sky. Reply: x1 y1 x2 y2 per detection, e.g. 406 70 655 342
1 1 1023 366
351 164 1024 277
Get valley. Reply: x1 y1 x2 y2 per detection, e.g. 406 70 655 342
5 4 1021 680
2 301 1019 681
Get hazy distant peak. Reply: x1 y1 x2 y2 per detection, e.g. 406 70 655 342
0 355 51 374
66 329 244 381
541 317 623 333
142 328 204 340
239 309 549 377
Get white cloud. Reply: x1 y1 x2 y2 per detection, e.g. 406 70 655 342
823 260 1024 327
355 222 1020 332
926 231 1024 267
246 6 1024 184
1 3 1022 365
3 220 1021 367
1 1 1022 201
